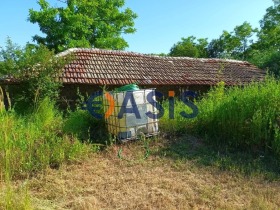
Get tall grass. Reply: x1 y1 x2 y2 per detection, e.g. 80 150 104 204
63 109 111 146
160 77 280 156
160 99 196 135
0 98 91 180
0 86 4 113
0 94 98 209
196 78 280 152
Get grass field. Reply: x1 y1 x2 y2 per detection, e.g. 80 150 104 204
1 135 280 210
1 78 280 209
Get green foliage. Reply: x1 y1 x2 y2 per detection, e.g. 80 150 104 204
206 4 280 76
170 22 256 59
247 47 280 77
0 183 32 210
208 22 257 59
0 38 23 76
196 38 209 58
258 5 280 50
248 4 280 76
231 22 257 59
160 99 196 135
167 3 280 76
169 36 208 58
273 0 280 6
195 78 280 153
63 109 111 145
28 0 137 52
160 77 280 157
0 38 71 110
207 38 225 58
0 98 91 180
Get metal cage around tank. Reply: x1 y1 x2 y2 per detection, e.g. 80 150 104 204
103 89 159 141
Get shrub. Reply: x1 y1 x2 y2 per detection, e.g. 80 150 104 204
160 99 196 135
63 109 111 145
195 78 280 152
159 77 280 157
0 38 72 112
0 98 90 180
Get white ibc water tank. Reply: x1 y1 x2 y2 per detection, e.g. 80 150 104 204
104 89 159 141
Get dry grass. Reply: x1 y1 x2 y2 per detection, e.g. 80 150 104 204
0 87 4 112
2 136 280 210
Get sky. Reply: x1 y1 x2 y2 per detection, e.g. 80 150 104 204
0 0 274 54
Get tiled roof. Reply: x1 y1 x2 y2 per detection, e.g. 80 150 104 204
59 48 265 86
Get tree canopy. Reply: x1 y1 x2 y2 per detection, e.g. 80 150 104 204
28 0 137 53
172 22 256 60
168 1 280 76
247 4 280 76
169 36 208 58
0 38 70 105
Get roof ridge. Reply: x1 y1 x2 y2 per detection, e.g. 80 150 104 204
57 48 250 64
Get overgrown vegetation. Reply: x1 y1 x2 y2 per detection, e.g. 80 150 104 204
2 76 279 208
0 39 94 209
0 39 108 181
0 39 72 112
160 77 280 159
63 109 111 145
0 98 91 180
0 49 279 209
196 79 280 153
1 2 280 205
0 97 95 209
0 0 280 208
13 136 280 210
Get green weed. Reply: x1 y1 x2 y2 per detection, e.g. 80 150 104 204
195 77 280 153
0 98 91 180
160 77 280 158
63 109 111 146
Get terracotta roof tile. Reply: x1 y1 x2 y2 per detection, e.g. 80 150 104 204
56 48 266 86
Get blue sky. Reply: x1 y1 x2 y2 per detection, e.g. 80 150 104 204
0 0 273 54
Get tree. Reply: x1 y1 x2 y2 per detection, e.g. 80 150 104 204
169 36 208 58
257 5 280 50
207 22 257 60
207 38 225 58
217 30 238 58
206 31 237 59
0 38 70 107
273 0 280 6
248 4 280 76
28 0 137 53
0 38 23 76
196 38 209 58
232 22 257 59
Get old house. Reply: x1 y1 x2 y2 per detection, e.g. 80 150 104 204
0 48 266 108
58 48 265 105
